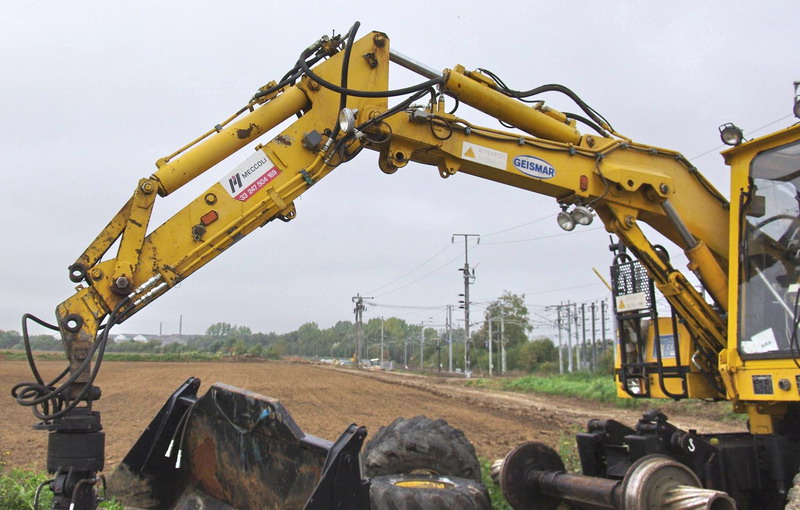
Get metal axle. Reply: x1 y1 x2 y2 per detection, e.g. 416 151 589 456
496 442 735 510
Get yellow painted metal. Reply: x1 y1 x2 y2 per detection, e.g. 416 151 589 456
442 66 582 145
56 32 389 338
151 85 309 196
71 198 133 271
394 479 453 489
371 107 729 263
685 240 728 309
111 178 157 290
614 317 721 400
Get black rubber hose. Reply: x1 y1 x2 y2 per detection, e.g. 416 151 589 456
21 313 59 386
14 298 130 420
565 111 608 137
295 42 443 98
329 21 361 142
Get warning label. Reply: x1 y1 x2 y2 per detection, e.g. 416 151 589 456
220 151 281 202
461 142 508 170
616 292 648 312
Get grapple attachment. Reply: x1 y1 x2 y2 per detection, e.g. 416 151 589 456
107 378 368 509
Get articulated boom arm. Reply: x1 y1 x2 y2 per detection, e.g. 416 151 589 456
56 28 731 398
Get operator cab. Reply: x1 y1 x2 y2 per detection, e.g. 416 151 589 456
736 136 800 360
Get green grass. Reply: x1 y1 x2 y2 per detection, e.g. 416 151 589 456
0 453 123 509
503 372 635 406
0 351 63 362
479 458 512 510
0 350 231 363
469 371 643 409
557 426 583 473
102 351 222 362
467 371 746 423
0 465 51 510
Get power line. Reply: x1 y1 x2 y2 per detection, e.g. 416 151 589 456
367 302 448 311
480 226 604 246
373 251 465 298
480 214 553 239
367 243 455 294
526 281 605 295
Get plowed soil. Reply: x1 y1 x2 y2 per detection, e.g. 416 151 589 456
2 360 743 472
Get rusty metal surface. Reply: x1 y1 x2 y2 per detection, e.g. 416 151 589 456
109 380 336 509
499 441 566 510
179 383 332 509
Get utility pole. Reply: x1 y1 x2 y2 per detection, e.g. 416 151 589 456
548 303 573 374
556 306 564 374
581 303 587 371
404 336 408 369
453 233 479 377
420 322 425 370
380 317 384 367
500 313 506 374
573 303 580 371
352 294 372 367
488 318 493 377
601 298 608 355
566 303 574 372
591 302 597 370
447 305 453 373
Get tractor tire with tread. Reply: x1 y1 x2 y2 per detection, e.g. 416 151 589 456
369 474 490 510
361 415 481 482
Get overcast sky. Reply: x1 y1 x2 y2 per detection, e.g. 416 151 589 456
1 2 798 339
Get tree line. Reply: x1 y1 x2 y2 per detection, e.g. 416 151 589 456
1 292 608 374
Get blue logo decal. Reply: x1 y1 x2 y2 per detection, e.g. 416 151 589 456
513 155 556 179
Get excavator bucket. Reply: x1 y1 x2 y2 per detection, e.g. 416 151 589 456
107 378 369 509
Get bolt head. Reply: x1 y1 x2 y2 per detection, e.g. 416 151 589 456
115 276 129 289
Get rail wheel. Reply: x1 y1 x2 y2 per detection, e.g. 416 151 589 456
361 416 481 481
369 474 490 510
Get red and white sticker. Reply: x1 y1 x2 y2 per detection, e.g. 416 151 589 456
220 150 281 202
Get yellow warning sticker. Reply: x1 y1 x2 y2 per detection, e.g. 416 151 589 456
461 142 507 170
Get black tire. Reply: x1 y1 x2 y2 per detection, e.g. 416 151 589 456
369 474 490 510
361 416 481 481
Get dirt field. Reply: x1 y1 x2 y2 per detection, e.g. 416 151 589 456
2 360 744 473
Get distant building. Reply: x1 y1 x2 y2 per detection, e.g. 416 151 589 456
133 334 148 343
114 334 128 342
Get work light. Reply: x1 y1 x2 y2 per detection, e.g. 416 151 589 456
719 123 744 146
